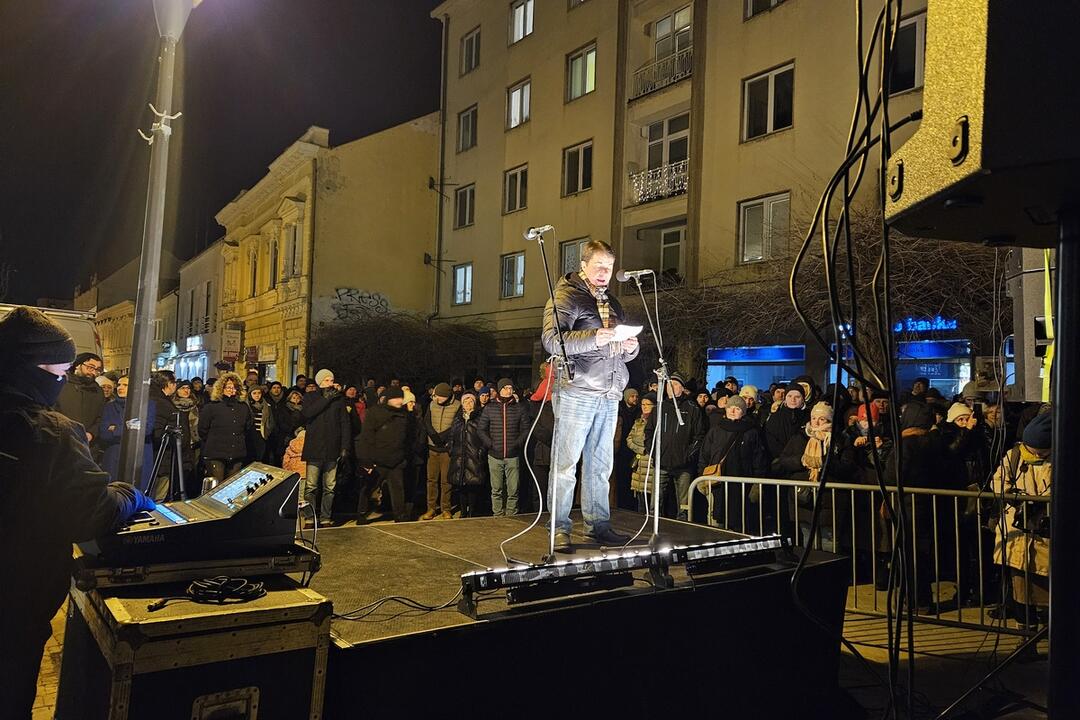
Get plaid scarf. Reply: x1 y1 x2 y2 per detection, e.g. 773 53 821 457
579 270 618 357
578 271 611 328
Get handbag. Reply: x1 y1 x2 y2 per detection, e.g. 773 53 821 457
697 430 745 494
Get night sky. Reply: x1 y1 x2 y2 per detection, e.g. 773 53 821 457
0 0 442 305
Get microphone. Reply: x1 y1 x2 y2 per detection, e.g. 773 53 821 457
615 268 654 282
524 225 555 240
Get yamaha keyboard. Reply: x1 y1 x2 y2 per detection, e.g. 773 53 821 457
80 462 305 565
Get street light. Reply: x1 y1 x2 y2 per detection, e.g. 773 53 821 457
118 0 201 490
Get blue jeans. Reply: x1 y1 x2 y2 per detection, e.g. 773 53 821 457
305 460 338 520
550 391 617 536
488 456 520 516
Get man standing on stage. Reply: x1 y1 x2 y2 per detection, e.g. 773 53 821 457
542 240 639 551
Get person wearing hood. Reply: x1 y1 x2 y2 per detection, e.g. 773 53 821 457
0 307 154 716
99 375 155 490
190 376 210 407
420 382 461 520
246 384 276 463
477 377 530 516
697 395 769 531
449 391 488 517
355 386 411 523
172 379 201 496
54 351 105 445
267 380 286 407
198 372 253 483
991 409 1052 626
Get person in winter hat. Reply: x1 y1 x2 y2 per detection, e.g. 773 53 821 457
421 381 461 520
301 369 351 527
0 307 154 716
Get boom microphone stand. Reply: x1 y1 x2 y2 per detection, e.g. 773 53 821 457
529 226 576 562
629 271 683 555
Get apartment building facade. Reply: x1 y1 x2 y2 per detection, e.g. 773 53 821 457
432 0 957 391
174 239 224 382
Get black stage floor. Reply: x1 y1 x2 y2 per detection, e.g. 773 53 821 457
307 510 853 718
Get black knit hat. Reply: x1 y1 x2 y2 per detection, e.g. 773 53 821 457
384 386 404 401
1022 411 1052 451
434 382 452 397
497 377 514 391
0 306 77 367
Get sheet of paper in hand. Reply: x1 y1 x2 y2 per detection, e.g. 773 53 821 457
611 325 643 342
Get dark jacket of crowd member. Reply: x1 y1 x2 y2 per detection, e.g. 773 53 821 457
99 394 155 490
477 395 531 460
197 375 253 462
273 390 305 461
356 402 410 469
301 386 351 463
0 306 152 717
449 399 488 488
54 359 105 441
645 394 706 472
697 413 769 479
765 388 811 461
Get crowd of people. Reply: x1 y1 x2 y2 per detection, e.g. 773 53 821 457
52 350 1052 626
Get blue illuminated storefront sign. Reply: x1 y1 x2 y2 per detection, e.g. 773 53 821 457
707 345 806 363
893 315 959 333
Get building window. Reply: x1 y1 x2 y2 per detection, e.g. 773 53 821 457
745 0 786 19
458 105 478 152
501 252 525 298
204 280 213 331
284 223 301 278
566 43 597 101
660 226 685 285
452 263 473 305
563 140 593 195
655 5 692 59
890 13 926 94
188 288 196 331
461 27 480 74
504 164 528 213
743 63 794 140
454 184 476 228
507 78 531 129
739 192 790 263
509 0 534 45
289 345 299 384
560 237 590 276
648 113 689 169
268 240 278 290
249 251 258 298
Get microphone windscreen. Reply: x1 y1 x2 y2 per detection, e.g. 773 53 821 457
615 269 629 282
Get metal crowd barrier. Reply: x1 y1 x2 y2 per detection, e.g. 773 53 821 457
685 475 1051 636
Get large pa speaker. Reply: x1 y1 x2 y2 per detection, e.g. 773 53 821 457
884 1 1080 247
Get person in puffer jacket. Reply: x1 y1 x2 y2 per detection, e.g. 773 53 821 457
476 378 531 516
448 391 487 517
540 240 640 551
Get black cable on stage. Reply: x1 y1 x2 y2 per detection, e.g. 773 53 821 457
146 575 267 612
333 587 464 621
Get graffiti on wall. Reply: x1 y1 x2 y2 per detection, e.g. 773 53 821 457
330 288 391 321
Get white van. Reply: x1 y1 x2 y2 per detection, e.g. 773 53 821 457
0 304 102 359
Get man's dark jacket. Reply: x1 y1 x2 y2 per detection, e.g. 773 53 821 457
301 388 351 462
55 371 104 439
356 404 410 468
476 396 531 460
1 386 143 712
541 272 639 399
646 396 706 471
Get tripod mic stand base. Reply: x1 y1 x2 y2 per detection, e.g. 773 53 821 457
647 533 675 587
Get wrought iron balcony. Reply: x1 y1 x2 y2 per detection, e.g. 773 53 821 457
631 46 693 100
629 159 689 205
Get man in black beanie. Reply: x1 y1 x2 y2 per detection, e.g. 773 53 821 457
0 307 155 717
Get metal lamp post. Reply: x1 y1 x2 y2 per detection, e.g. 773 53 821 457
118 0 200 488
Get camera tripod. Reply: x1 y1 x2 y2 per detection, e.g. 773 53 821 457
149 412 187 502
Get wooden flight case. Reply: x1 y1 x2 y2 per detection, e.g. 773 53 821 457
54 575 331 720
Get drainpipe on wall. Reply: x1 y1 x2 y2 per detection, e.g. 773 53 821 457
305 157 317 377
428 13 450 325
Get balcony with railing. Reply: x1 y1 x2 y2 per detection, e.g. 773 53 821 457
183 314 215 338
630 46 693 100
628 159 688 205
